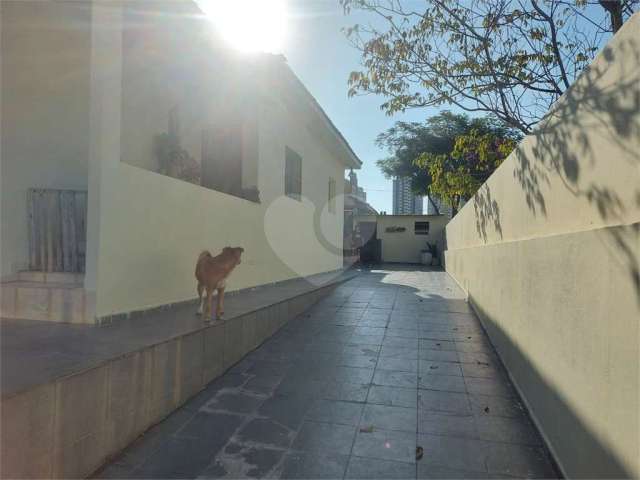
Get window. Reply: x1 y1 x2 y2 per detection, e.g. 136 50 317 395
415 221 430 235
285 146 302 200
328 178 336 213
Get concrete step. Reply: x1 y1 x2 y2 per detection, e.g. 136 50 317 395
0 276 89 323
16 271 83 285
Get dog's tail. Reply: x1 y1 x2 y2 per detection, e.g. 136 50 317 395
198 250 212 262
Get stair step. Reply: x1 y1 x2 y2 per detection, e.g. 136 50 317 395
0 280 89 323
17 271 83 285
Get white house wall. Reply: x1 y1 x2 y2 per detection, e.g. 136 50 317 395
0 1 92 277
90 1 346 318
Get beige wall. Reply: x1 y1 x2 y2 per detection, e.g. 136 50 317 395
88 1 347 317
445 15 639 479
357 215 447 263
0 1 91 277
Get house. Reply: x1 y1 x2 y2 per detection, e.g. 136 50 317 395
343 170 377 264
0 0 361 323
354 214 447 264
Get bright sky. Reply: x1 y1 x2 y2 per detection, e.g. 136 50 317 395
283 0 436 213
200 1 619 213
202 0 440 213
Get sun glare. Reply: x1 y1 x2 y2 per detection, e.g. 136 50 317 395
201 0 287 54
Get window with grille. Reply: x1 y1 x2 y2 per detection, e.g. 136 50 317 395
415 221 430 235
285 146 302 200
328 178 336 213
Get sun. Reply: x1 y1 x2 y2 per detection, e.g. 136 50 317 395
200 0 287 54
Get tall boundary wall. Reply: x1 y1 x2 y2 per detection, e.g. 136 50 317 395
444 15 639 479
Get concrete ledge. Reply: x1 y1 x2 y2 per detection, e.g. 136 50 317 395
0 271 354 479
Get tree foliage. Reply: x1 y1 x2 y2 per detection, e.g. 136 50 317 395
416 126 519 213
341 0 638 133
377 112 521 214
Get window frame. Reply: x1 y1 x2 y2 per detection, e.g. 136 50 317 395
285 146 302 201
414 221 430 235
328 177 336 213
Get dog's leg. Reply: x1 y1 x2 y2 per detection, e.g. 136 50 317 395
216 287 225 319
196 283 204 315
205 288 213 320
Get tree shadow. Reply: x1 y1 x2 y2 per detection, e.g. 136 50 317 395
474 31 639 303
473 184 503 242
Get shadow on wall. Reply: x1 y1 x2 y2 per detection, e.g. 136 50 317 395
472 33 640 303
468 294 632 479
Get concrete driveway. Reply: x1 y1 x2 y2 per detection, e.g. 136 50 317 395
95 266 557 479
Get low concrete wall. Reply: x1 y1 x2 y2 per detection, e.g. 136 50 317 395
0 281 340 479
444 15 639 479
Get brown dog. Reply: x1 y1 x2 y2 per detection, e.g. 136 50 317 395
195 247 244 320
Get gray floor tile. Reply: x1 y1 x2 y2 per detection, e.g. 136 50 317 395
385 327 420 339
416 434 489 473
236 418 295 448
418 412 477 438
418 349 459 363
307 399 364 426
419 361 463 376
176 412 244 442
475 415 542 446
417 464 488 479
461 362 505 379
350 334 385 345
383 337 420 349
380 346 420 360
205 443 284 479
484 442 556 478
292 421 357 455
465 377 515 398
133 436 222 479
468 394 526 419
258 395 314 430
418 390 471 415
324 381 371 403
367 385 418 409
337 353 378 369
373 369 418 389
420 340 457 351
343 345 380 357
361 404 417 433
243 375 284 395
377 356 419 373
457 351 497 365
418 374 466 393
333 366 375 384
278 452 349 479
203 392 265 414
352 428 417 464
346 456 416 479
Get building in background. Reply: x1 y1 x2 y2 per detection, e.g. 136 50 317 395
426 195 454 219
344 170 377 264
392 177 423 214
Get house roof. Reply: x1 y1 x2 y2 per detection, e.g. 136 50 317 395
263 54 362 170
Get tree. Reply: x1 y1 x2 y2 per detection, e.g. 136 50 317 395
377 112 521 214
341 0 638 134
416 127 519 214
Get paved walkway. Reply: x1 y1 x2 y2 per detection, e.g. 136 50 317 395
95 267 557 479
